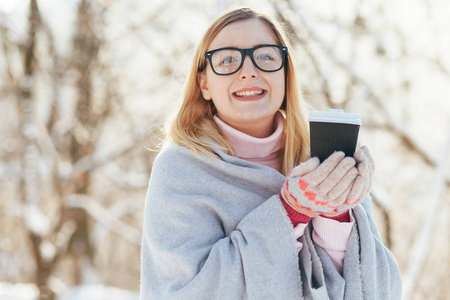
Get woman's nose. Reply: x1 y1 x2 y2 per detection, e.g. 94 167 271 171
238 56 259 80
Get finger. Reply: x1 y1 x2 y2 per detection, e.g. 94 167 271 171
316 156 356 194
363 147 375 191
326 166 358 200
303 151 345 184
354 146 365 164
356 145 375 178
357 160 371 195
328 183 352 207
355 146 374 194
347 175 365 204
289 157 320 178
361 145 375 173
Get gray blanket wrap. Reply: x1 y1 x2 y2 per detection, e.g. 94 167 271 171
140 144 402 299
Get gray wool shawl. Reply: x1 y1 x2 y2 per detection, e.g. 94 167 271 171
140 143 402 299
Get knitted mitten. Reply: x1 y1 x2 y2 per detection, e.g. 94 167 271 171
281 151 358 217
322 145 375 216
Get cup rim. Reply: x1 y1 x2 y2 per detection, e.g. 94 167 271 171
309 109 362 125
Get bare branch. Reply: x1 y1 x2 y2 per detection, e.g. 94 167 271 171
275 0 448 180
272 2 333 107
69 129 143 180
0 20 17 85
64 194 142 246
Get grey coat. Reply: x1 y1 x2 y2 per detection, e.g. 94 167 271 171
140 143 402 299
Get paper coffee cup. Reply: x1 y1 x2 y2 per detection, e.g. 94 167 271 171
309 109 362 162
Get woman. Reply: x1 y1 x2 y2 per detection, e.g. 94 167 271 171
140 7 402 299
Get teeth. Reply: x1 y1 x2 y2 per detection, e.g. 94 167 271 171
235 90 264 97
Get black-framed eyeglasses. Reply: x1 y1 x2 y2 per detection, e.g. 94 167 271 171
202 44 288 76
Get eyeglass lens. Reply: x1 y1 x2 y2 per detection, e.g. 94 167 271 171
210 46 283 75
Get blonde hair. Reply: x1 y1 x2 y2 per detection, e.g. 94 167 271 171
167 7 310 175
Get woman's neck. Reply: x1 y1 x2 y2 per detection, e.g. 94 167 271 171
216 113 277 138
213 112 285 171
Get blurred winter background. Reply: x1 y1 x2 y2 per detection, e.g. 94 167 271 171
0 0 449 299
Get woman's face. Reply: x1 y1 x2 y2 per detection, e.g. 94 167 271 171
199 19 285 138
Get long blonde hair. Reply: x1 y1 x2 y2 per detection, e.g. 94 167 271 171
167 7 310 175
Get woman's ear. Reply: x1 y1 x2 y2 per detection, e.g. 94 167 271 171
198 73 212 100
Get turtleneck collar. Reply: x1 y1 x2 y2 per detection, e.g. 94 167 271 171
213 112 285 170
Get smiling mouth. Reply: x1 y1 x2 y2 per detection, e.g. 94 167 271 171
233 90 266 97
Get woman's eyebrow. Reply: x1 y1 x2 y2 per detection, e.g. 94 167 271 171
210 43 277 50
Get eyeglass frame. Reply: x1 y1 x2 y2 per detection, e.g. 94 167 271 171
201 44 288 76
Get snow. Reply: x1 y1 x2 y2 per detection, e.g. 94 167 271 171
0 282 38 300
59 285 139 300
0 282 139 300
24 204 50 236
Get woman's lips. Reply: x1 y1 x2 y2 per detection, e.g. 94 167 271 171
232 89 267 101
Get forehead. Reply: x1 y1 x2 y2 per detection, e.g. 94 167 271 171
208 18 278 50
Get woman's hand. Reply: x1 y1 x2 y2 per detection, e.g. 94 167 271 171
321 145 375 217
281 151 359 217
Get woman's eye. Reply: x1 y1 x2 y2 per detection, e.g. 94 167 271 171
220 56 237 65
258 54 274 61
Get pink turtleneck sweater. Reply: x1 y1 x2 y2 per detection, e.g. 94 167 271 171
213 112 354 274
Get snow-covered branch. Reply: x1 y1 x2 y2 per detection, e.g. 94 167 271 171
275 0 448 179
65 194 142 246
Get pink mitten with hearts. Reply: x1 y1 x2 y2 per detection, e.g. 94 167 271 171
322 145 375 216
281 151 358 217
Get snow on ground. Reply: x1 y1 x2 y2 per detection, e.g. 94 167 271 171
0 282 139 300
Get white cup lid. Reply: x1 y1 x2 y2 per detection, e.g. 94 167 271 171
309 109 362 125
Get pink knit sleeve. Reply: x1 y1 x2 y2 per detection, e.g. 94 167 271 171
311 210 354 274
293 223 308 252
